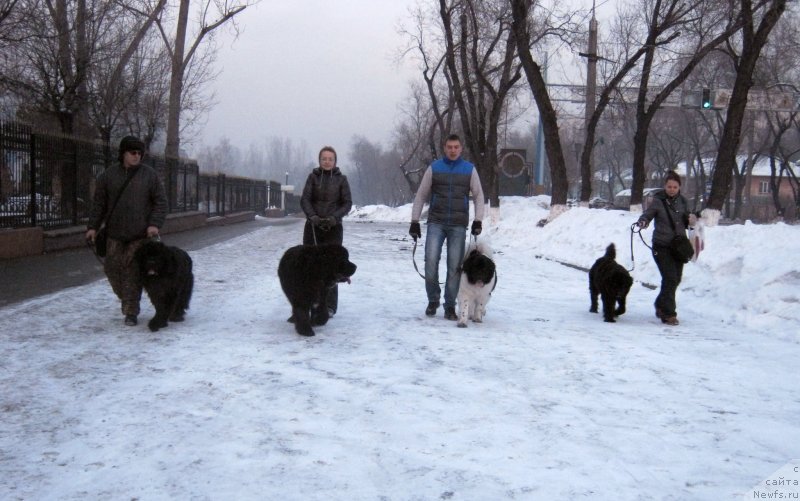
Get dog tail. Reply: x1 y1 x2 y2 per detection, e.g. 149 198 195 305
605 243 616 259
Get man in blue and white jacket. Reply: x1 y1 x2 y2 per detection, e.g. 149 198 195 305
409 134 485 320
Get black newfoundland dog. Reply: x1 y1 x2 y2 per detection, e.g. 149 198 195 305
589 243 633 322
134 239 194 332
278 244 357 337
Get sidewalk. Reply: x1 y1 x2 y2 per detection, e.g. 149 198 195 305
0 216 302 308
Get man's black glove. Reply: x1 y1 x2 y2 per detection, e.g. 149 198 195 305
471 220 482 236
309 215 322 226
409 222 421 241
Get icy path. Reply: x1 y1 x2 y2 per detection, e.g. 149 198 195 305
0 220 797 500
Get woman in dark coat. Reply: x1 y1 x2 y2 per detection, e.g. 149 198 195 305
637 170 697 326
300 145 353 316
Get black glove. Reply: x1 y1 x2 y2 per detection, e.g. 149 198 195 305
319 216 334 231
409 222 421 241
471 220 482 236
309 215 322 226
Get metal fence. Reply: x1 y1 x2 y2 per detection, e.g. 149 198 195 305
198 175 284 217
0 121 105 229
0 120 286 229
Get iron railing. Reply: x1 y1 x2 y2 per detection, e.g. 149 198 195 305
0 120 286 229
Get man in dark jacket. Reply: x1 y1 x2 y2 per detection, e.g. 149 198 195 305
409 134 485 320
300 145 353 316
86 136 167 326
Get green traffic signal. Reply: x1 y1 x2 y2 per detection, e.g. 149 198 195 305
701 88 712 109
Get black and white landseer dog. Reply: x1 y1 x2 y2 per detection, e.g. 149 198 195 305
588 243 633 322
278 244 357 337
134 239 194 332
456 239 497 328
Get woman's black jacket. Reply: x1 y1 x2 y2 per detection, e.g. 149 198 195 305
300 167 352 223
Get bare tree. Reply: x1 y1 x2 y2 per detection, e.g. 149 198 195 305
623 0 747 210
349 135 412 206
87 0 167 162
0 0 22 42
1 0 167 138
439 0 523 207
398 3 456 158
157 0 251 164
392 82 434 197
705 0 788 224
510 0 577 219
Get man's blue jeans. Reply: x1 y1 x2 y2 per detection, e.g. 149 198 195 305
424 223 467 309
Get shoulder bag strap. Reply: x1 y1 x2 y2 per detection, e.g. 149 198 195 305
661 198 679 235
103 168 139 227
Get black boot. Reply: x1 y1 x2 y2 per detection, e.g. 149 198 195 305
425 301 439 316
444 307 457 321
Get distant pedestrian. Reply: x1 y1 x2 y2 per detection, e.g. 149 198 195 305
300 145 353 317
409 134 485 320
86 136 167 326
636 170 696 326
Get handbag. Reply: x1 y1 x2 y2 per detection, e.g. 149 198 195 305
94 168 138 257
661 198 694 264
95 227 108 257
670 234 695 264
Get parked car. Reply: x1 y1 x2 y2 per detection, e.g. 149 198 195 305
588 197 613 209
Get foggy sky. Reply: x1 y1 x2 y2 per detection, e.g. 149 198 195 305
195 0 419 168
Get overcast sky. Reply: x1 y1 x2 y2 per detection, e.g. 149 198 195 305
194 0 420 167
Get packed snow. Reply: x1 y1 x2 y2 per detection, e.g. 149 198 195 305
2 196 798 500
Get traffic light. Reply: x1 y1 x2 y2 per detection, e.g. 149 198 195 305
701 88 712 109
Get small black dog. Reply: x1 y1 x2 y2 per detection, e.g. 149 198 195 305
134 239 194 332
589 243 633 322
278 244 357 337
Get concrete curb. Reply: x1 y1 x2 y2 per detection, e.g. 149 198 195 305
1 211 258 259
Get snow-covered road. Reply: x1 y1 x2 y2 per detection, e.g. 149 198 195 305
1 205 798 500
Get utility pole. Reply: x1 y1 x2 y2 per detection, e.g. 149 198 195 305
584 1 598 132
533 53 548 194
579 1 598 202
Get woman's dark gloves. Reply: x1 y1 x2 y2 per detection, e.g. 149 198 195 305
310 215 336 230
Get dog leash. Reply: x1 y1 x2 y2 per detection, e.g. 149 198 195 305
629 223 652 272
411 237 445 285
411 237 426 280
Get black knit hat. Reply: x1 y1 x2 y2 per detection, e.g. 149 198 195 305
118 135 145 161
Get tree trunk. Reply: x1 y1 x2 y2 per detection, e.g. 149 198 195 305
165 0 190 163
510 0 569 211
706 0 787 218
439 0 520 212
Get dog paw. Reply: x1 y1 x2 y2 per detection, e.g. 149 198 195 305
457 321 467 328
603 317 616 323
295 325 315 336
311 315 329 327
148 319 167 331
589 307 598 313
